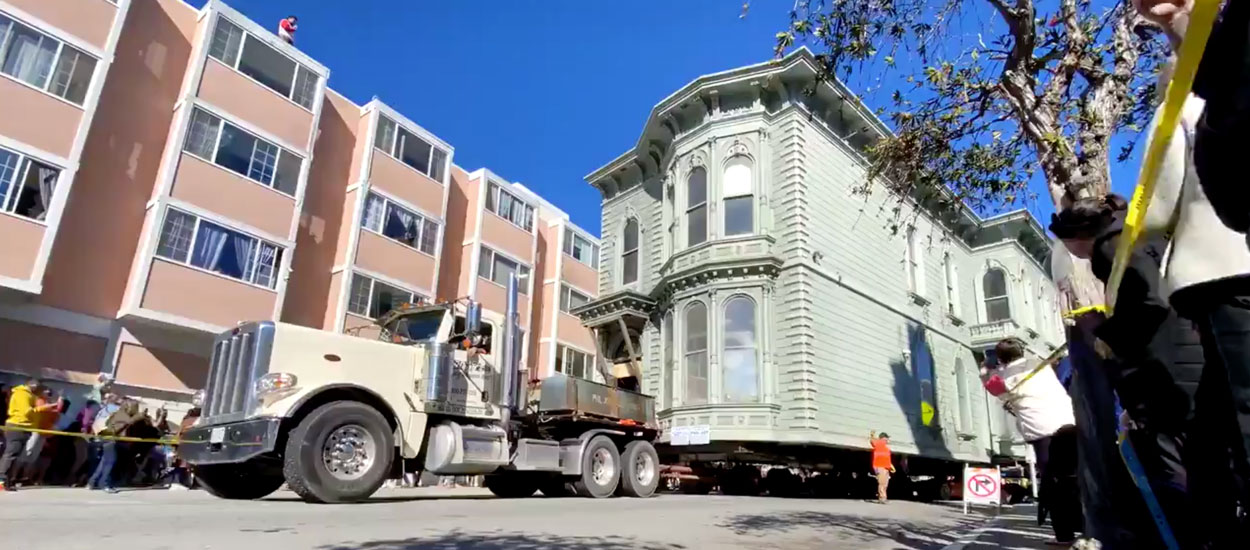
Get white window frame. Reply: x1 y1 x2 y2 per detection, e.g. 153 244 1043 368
0 11 98 106
559 284 591 314
905 226 926 296
555 344 593 379
983 268 1012 323
563 227 599 269
360 191 440 256
721 156 754 237
182 107 302 196
477 245 531 295
686 167 708 248
484 180 535 232
721 295 759 404
621 217 640 286
0 145 61 223
346 272 420 319
206 15 318 111
153 207 284 290
373 114 448 184
683 301 709 406
943 252 961 318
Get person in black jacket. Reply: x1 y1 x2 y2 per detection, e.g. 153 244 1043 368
1190 0 1250 234
1051 194 1203 547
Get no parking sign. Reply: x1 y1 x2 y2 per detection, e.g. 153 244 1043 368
962 465 1001 512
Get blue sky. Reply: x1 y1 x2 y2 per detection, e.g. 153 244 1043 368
199 1 1143 236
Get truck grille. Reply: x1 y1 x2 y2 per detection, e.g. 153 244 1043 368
201 322 275 424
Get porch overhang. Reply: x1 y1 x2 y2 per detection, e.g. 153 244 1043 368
572 290 657 328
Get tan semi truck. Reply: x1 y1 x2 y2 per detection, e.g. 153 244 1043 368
179 276 659 503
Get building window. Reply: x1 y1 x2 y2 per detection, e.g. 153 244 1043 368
905 226 925 295
1023 280 1036 328
559 284 590 314
207 16 319 109
686 167 707 247
621 218 639 285
684 302 708 405
183 108 302 196
943 252 960 317
478 246 530 294
484 180 534 232
347 273 417 319
0 13 97 105
662 311 673 409
722 157 753 236
361 192 439 255
722 296 759 403
555 344 592 379
563 227 599 269
0 146 59 221
955 358 973 434
373 115 448 183
155 208 283 289
983 268 1011 322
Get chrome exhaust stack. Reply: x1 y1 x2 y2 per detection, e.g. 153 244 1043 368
500 273 522 423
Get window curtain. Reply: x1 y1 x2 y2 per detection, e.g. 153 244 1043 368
254 244 278 288
362 193 384 231
2 27 56 87
35 164 56 220
384 204 418 246
234 230 257 282
191 223 230 273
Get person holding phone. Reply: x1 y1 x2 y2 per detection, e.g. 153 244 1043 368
0 379 58 491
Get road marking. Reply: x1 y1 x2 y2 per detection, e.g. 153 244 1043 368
939 511 1033 550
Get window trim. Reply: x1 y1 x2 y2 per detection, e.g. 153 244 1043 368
620 217 640 286
559 284 592 314
682 300 709 406
555 343 594 379
346 271 422 319
359 190 440 257
685 166 708 248
153 207 284 291
982 267 1012 322
0 11 99 107
484 180 535 232
904 226 925 296
721 156 754 237
205 14 319 112
373 114 449 185
0 144 62 225
182 107 303 197
943 252 960 318
477 245 532 295
721 295 760 404
562 227 600 269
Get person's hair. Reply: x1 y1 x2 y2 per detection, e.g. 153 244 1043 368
1049 194 1128 239
288 15 297 21
995 338 1026 365
878 432 890 439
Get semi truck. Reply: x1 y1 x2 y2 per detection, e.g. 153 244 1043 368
179 276 660 503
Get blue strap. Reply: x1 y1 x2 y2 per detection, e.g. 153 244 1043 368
1118 435 1180 550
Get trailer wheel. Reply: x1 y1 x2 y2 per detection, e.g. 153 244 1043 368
485 473 538 498
283 401 394 503
195 462 284 500
617 440 659 498
573 435 620 498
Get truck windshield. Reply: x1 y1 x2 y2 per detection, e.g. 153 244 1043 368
386 312 443 342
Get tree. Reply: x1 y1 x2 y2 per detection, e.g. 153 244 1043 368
774 0 1169 308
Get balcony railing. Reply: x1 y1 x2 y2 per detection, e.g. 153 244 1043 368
969 319 1020 344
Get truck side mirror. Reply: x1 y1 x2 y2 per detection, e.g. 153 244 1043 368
465 301 482 335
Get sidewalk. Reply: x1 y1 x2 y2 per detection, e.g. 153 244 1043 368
944 504 1064 550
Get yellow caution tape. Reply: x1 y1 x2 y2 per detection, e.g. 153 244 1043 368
1064 304 1108 319
1105 0 1222 313
1 424 180 445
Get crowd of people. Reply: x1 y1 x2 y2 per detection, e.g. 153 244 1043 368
0 376 200 493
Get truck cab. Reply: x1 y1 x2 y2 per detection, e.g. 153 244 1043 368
179 276 659 503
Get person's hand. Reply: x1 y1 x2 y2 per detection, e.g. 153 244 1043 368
1133 0 1192 44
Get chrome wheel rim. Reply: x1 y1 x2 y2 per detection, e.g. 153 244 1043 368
591 448 616 486
322 424 375 481
634 451 655 487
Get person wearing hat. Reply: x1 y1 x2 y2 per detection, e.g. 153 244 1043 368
868 430 894 503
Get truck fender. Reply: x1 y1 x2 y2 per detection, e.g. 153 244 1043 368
283 384 418 457
559 429 628 477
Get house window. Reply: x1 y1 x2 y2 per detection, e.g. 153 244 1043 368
361 192 439 255
373 115 448 183
559 285 590 314
484 180 535 232
563 227 599 269
684 302 708 405
905 226 925 295
155 208 283 289
0 146 60 221
943 252 960 317
983 268 1011 322
621 218 639 285
347 273 417 319
183 108 302 195
0 13 97 105
207 16 319 109
955 358 973 434
478 246 530 294
722 157 753 236
555 344 592 379
722 296 759 403
686 167 707 247
662 312 673 409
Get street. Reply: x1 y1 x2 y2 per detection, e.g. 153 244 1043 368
0 487 1052 550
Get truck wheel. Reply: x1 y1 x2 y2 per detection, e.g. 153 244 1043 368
485 473 538 498
195 462 284 500
282 401 394 503
573 435 620 498
617 440 659 498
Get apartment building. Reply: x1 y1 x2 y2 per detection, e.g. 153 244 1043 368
0 0 599 413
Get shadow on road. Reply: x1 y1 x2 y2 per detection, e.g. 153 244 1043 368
266 494 497 504
318 531 686 550
719 509 983 550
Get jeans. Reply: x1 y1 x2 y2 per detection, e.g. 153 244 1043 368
0 429 31 483
1031 425 1083 542
88 440 119 490
874 467 890 501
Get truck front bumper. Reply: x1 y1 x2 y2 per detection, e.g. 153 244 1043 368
180 417 281 465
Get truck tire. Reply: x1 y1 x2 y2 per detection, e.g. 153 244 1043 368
485 473 538 498
282 401 394 503
617 440 659 498
195 462 284 500
573 435 620 498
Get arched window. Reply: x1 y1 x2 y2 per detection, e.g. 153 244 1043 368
621 218 639 285
722 296 759 403
684 302 708 405
687 167 707 247
722 157 753 236
983 268 1011 322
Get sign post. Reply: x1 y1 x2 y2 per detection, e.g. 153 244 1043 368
962 465 1002 514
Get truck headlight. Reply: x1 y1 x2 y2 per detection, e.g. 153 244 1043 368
254 372 298 398
192 390 205 407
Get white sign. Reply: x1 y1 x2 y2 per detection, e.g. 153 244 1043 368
669 425 711 446
963 465 1002 510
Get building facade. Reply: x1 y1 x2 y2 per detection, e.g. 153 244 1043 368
576 49 1064 462
0 0 598 414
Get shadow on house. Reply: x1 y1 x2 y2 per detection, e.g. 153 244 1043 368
317 531 685 550
890 323 953 460
719 509 984 550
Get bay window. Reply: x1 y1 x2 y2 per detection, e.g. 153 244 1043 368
347 273 417 319
155 208 283 289
0 13 98 105
0 146 60 221
374 115 448 183
183 108 302 196
686 167 707 247
207 16 319 109
484 180 535 231
722 296 759 403
563 227 599 268
722 157 753 236
684 302 708 405
478 246 530 294
361 192 439 255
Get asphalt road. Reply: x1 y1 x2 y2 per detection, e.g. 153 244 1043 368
0 487 1009 550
